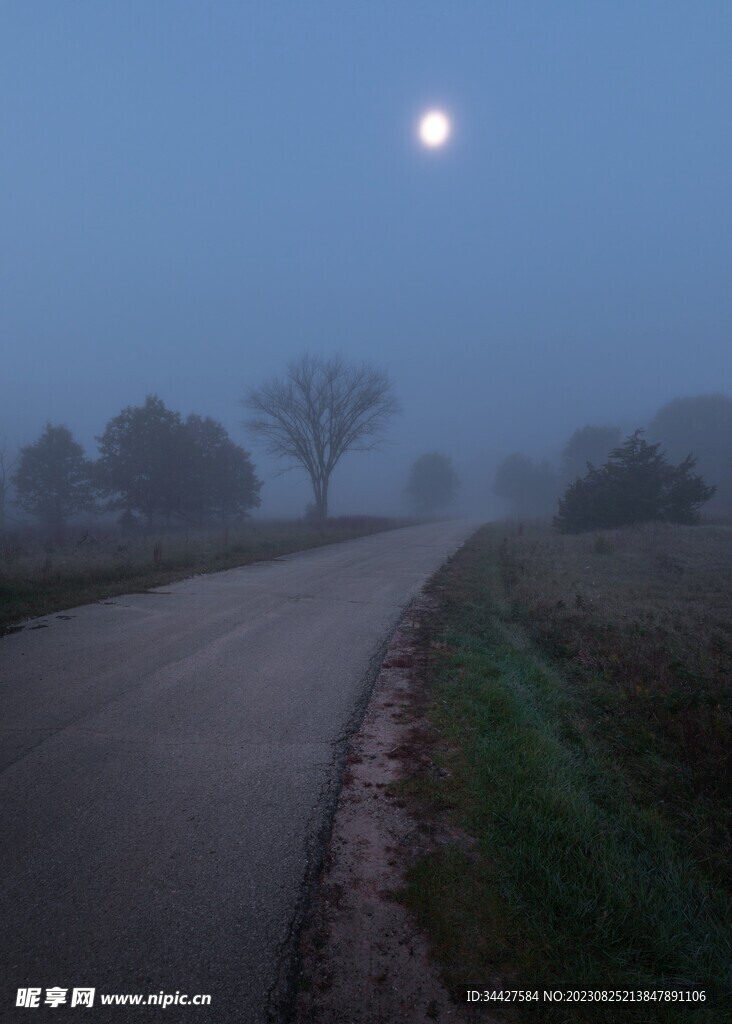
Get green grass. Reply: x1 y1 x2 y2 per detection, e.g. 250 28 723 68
399 524 732 1024
0 516 408 634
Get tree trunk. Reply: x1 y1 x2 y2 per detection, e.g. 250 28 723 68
310 474 329 521
317 476 329 520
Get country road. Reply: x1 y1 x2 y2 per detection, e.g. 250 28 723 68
0 520 479 1023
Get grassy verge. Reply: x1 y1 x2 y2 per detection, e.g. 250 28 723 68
0 516 408 635
399 523 731 1023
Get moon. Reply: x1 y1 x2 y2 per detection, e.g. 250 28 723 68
418 109 451 148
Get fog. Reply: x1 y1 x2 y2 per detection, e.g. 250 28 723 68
2 2 730 520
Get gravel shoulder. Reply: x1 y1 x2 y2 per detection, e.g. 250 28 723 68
294 592 494 1024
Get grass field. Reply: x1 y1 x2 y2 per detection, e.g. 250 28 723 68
399 521 732 1023
0 516 407 635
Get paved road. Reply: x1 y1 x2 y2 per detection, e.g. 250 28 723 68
0 521 478 1022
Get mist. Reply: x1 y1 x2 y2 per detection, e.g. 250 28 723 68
2 2 730 521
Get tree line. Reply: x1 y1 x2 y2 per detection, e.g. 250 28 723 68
10 396 263 532
12 356 723 536
4 354 405 533
495 393 731 532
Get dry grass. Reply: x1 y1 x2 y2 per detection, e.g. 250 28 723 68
498 519 732 880
0 516 408 634
399 524 732 1021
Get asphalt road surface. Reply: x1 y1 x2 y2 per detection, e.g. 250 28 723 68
1 521 479 1022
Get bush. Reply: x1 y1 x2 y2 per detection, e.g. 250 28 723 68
554 431 715 533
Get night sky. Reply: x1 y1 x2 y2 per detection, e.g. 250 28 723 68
2 1 730 514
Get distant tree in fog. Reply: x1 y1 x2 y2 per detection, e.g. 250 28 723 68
244 354 400 520
406 453 459 516
184 414 262 527
96 395 189 527
13 424 95 531
0 439 19 531
554 430 715 533
648 394 732 507
561 425 621 482
494 453 558 518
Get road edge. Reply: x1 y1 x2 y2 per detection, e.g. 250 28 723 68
290 587 486 1024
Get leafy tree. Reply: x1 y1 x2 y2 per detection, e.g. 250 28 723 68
13 424 95 530
184 414 262 526
494 453 558 517
648 394 732 507
554 430 715 533
244 354 400 519
96 395 189 527
406 453 459 516
561 425 621 482
0 439 19 532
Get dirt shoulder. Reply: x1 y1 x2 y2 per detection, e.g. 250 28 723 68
294 592 492 1024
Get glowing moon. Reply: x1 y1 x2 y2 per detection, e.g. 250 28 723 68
418 109 451 148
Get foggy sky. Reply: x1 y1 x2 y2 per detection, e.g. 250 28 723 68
2 1 731 516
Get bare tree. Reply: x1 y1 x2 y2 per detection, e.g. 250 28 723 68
244 354 400 519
